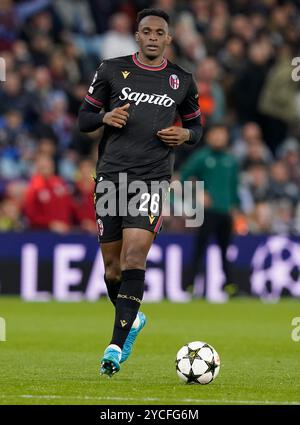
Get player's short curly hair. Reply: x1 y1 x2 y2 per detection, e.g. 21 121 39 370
137 8 170 26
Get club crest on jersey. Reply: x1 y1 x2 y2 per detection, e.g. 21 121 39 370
169 74 180 90
97 218 104 236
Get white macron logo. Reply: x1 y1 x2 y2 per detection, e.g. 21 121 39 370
119 87 175 107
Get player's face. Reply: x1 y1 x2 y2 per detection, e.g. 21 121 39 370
136 16 171 60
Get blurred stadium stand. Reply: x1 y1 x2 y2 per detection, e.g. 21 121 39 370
1 0 300 235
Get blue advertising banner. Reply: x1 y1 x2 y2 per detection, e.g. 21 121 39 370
0 232 300 302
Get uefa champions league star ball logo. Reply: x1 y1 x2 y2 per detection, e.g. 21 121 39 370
251 236 300 301
169 74 180 90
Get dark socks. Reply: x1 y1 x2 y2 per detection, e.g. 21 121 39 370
110 269 145 349
104 275 121 306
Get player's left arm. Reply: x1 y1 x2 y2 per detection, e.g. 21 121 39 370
157 75 203 147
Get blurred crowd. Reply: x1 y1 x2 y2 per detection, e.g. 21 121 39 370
1 0 300 234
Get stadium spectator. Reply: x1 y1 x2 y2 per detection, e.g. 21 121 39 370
233 39 273 124
219 36 245 80
0 0 52 50
0 0 300 235
0 72 31 116
241 139 273 171
36 137 57 158
42 91 75 152
173 13 206 72
195 57 226 125
231 122 273 166
0 177 27 231
23 153 75 233
0 109 36 180
240 161 271 214
269 160 299 207
73 158 96 234
271 199 294 234
0 198 23 231
58 149 78 182
180 124 239 292
277 138 300 189
87 0 122 34
248 201 273 234
258 45 298 152
190 0 210 33
101 12 137 60
53 0 96 35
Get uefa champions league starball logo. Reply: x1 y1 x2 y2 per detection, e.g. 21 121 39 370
169 74 180 90
251 236 300 301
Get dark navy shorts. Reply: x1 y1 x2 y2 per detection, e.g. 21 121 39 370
94 175 169 243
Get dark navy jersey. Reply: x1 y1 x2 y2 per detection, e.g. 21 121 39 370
84 53 201 182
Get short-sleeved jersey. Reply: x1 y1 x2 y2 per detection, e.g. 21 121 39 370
85 53 200 182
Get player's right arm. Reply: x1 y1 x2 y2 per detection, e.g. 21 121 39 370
78 61 130 132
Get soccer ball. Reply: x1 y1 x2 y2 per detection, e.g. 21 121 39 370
175 341 220 384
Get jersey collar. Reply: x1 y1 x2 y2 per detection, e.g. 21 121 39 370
132 52 167 71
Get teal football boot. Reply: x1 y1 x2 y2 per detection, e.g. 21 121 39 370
120 312 147 363
100 345 121 377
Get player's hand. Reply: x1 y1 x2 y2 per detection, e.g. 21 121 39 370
103 103 130 128
49 221 70 234
81 219 97 234
157 126 190 147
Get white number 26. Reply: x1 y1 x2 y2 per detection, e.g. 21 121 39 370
139 193 160 214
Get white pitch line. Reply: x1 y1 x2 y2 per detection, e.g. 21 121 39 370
0 395 299 405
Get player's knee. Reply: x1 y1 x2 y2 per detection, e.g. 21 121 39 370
121 249 146 270
105 273 121 286
104 260 121 283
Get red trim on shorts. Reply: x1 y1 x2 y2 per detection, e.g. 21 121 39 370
154 215 163 233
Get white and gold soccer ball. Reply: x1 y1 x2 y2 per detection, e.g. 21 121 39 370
175 341 220 384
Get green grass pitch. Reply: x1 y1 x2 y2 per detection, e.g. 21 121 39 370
0 297 299 405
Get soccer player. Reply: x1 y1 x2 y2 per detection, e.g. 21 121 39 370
78 8 202 377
